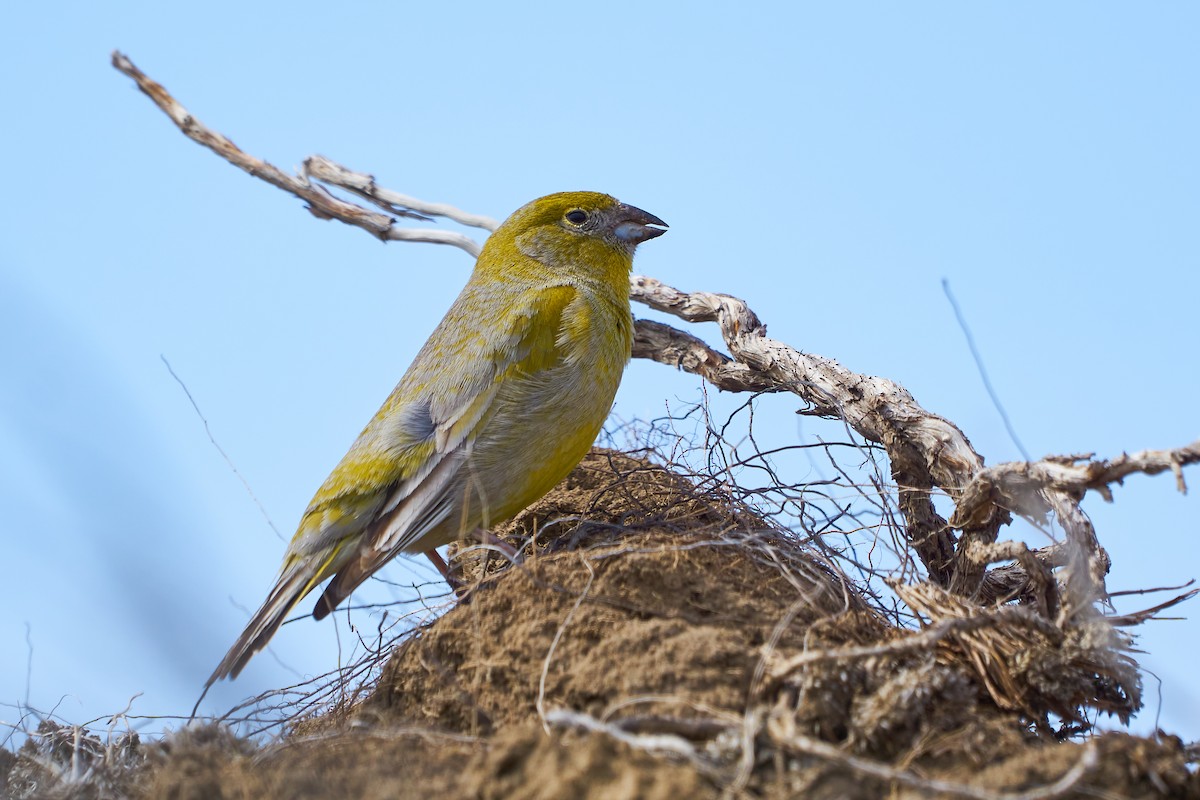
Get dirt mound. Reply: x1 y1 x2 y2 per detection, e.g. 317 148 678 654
360 450 874 739
5 450 1196 799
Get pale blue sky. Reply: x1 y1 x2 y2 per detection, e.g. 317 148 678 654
2 2 1197 742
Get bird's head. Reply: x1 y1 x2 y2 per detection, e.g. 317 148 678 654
482 191 667 284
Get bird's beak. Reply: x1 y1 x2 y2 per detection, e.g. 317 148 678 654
613 203 668 244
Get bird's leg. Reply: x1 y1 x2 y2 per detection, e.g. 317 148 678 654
424 533 520 597
423 548 465 594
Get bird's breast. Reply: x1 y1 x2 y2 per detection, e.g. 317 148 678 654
464 287 632 524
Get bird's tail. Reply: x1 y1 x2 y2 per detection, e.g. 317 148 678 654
204 544 345 688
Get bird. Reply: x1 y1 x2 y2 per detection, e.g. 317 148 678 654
205 191 667 686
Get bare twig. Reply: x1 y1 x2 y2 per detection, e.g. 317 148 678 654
112 51 484 255
952 441 1200 530
942 278 1031 461
536 557 596 735
545 707 716 766
162 355 283 541
632 319 778 394
1105 587 1200 626
302 154 500 232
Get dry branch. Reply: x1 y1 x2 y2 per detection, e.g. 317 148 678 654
112 52 484 253
112 51 1196 642
952 442 1200 529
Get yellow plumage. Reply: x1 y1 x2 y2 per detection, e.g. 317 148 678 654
206 191 666 685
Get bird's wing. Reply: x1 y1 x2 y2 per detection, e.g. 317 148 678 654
309 282 578 616
206 283 578 684
304 282 576 547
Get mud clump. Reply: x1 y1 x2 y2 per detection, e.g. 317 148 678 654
363 450 873 738
5 450 1196 799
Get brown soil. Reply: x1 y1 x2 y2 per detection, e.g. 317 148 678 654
5 450 1197 799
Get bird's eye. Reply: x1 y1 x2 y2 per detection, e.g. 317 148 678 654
565 209 588 226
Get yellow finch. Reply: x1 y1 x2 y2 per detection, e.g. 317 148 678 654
206 191 666 685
